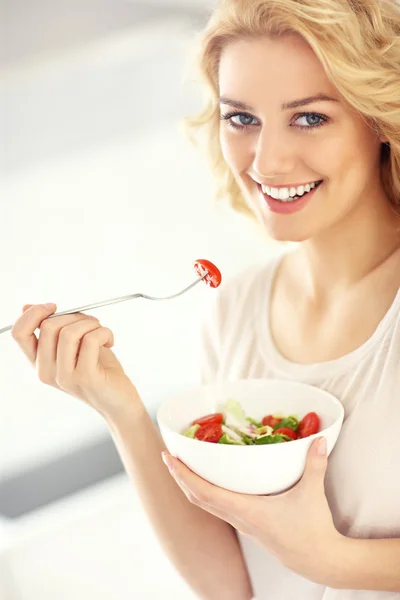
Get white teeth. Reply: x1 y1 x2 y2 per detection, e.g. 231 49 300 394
261 180 321 202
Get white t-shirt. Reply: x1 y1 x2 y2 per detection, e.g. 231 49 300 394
200 251 400 600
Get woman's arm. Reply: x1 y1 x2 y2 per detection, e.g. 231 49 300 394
108 401 254 600
326 535 400 591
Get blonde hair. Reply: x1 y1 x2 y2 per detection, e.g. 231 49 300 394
184 0 400 221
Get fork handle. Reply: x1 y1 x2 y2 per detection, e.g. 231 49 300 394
0 293 144 335
46 293 145 319
0 273 207 336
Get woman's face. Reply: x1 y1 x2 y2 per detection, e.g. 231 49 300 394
218 34 387 242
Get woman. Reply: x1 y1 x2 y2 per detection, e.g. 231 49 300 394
11 0 400 598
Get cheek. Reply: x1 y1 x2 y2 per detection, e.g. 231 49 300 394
321 119 380 177
304 138 348 184
219 131 250 172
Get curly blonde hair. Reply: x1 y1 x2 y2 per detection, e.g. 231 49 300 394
184 0 400 221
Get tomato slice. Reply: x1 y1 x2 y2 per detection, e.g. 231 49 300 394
262 415 281 428
195 422 223 443
298 412 320 438
193 259 222 288
192 413 223 427
274 427 298 440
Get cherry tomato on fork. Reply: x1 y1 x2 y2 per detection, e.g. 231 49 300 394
192 413 224 427
298 412 320 438
195 422 224 443
193 260 222 288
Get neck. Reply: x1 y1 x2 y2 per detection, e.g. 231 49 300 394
297 185 400 297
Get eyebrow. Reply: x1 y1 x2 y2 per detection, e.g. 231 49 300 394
219 93 339 111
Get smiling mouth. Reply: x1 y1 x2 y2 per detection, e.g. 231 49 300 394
259 180 324 203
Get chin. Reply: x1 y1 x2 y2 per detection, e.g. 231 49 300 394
245 198 309 242
257 216 314 243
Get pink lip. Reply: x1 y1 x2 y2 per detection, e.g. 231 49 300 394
259 181 323 215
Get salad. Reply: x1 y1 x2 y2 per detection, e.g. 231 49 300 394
182 398 320 445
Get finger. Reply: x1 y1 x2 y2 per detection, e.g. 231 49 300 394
37 312 99 384
175 480 231 520
169 470 252 534
162 453 248 520
172 473 238 521
75 326 114 376
22 304 33 313
11 303 57 365
55 319 104 378
300 437 328 487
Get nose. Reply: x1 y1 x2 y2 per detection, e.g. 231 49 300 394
252 127 297 179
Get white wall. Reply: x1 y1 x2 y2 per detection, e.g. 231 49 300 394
1 13 276 600
1 18 275 479
1 123 273 477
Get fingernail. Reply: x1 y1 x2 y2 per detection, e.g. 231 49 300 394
44 303 56 310
161 451 174 471
317 437 327 456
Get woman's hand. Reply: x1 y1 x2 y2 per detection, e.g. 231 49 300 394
162 437 344 584
11 303 140 420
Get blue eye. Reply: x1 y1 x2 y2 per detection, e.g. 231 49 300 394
220 112 259 129
293 113 327 129
231 114 258 127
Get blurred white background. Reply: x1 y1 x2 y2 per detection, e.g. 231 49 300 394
0 1 276 598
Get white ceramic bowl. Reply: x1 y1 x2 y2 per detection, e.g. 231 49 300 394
157 379 344 495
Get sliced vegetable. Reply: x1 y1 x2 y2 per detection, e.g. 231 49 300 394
183 424 201 438
262 415 281 428
221 424 245 443
195 422 223 443
193 259 222 288
254 425 274 436
240 434 256 445
273 415 299 432
192 412 223 427
218 433 244 445
298 412 320 438
246 416 263 428
224 398 249 429
254 433 292 445
274 427 298 440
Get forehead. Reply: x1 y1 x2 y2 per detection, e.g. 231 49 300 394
218 35 337 102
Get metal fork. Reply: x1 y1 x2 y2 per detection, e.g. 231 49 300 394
0 272 208 336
